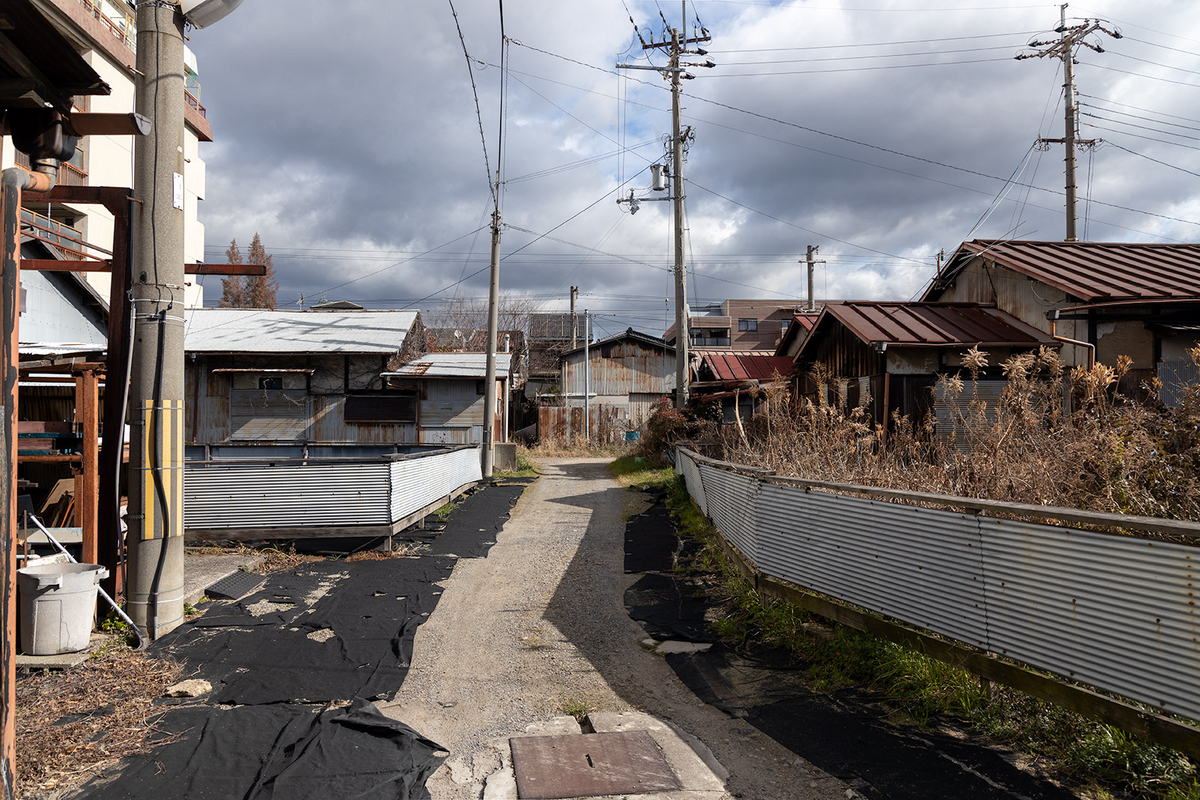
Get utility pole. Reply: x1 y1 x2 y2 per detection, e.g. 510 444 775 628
570 285 578 350
583 310 590 443
617 2 712 409
1017 3 1119 241
127 0 186 639
482 209 500 478
805 245 818 312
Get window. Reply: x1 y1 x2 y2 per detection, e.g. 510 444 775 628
259 377 283 390
345 394 417 423
782 319 791 331
738 318 758 332
476 379 486 395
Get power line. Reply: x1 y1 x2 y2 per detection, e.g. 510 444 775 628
446 0 495 202
703 56 1013 77
1080 110 1200 143
719 43 1019 65
1078 93 1200 126
709 30 1039 53
1079 102 1200 134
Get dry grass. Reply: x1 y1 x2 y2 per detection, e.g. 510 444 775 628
527 438 629 459
16 640 183 798
717 346 1200 524
188 542 323 574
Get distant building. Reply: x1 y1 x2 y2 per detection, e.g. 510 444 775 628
664 299 807 351
526 312 580 397
384 352 513 446
690 350 795 425
925 240 1200 403
184 309 428 449
558 328 675 430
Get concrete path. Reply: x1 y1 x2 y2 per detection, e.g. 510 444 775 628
382 458 846 800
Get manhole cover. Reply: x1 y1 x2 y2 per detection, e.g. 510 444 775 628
206 571 265 601
510 730 680 799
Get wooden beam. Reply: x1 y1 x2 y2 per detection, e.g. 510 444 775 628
76 371 99 566
186 263 265 276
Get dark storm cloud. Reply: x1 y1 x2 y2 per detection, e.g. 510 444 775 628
193 0 1200 326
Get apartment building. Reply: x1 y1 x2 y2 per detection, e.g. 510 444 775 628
3 0 212 311
663 299 804 351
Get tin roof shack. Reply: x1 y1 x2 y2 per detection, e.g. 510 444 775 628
775 313 821 358
925 240 1200 403
557 328 675 437
691 350 795 425
184 308 426 448
383 353 512 445
793 302 1059 431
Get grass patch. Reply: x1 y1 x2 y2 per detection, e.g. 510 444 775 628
495 448 541 478
608 455 675 488
662 474 1198 798
559 696 594 724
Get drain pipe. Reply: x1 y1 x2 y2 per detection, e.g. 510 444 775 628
2 163 55 797
1046 309 1095 369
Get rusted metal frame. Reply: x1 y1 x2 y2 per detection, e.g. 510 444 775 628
19 258 109 272
704 522 1200 762
679 447 1200 540
23 185 130 216
1 173 21 799
18 361 104 373
186 263 265 276
98 196 131 601
75 369 99 566
17 453 82 463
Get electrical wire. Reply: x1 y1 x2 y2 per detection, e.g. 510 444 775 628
447 0 495 203
1104 140 1200 180
1079 101 1200 134
1080 110 1200 142
702 56 1013 77
709 30 1040 54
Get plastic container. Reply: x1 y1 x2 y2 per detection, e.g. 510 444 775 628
17 562 108 655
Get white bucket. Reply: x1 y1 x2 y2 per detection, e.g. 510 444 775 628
17 563 109 655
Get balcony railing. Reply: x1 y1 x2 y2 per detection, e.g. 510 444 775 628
14 151 88 187
184 90 207 119
76 0 136 51
690 336 732 348
19 209 86 260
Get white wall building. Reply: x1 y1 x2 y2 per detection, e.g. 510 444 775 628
2 0 212 313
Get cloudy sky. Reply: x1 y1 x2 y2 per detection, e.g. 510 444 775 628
192 0 1200 339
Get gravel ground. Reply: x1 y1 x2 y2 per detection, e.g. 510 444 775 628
382 458 848 800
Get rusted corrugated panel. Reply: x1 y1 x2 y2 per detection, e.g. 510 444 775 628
827 303 1055 348
958 240 1200 301
703 352 793 382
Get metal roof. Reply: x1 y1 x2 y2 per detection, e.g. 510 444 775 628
384 353 512 379
562 327 674 357
697 351 794 382
934 240 1200 302
797 302 1057 359
184 309 419 354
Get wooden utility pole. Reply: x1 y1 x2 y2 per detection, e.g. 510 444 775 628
617 2 711 408
1018 3 1119 241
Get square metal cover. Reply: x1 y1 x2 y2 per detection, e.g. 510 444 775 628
510 730 681 799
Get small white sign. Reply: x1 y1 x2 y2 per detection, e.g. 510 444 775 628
173 172 184 210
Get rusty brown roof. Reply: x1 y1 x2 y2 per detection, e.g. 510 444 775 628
935 240 1200 302
698 351 794 383
797 302 1056 358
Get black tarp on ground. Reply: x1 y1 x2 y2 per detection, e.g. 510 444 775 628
156 558 456 705
78 699 446 800
624 498 679 574
80 481 532 800
421 479 531 559
625 491 1080 800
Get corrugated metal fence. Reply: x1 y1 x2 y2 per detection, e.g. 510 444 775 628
186 445 482 532
676 447 1200 724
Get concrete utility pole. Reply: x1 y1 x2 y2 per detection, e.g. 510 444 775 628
616 2 711 409
1018 3 1119 242
583 310 590 443
483 210 500 478
569 285 578 350
805 245 819 313
127 0 187 639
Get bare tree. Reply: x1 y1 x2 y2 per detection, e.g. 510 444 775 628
245 232 278 310
218 238 247 308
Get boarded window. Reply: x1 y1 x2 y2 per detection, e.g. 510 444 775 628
230 389 309 441
345 393 417 423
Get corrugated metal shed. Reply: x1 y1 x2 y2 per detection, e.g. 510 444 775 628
385 353 512 379
561 327 673 358
184 309 419 354
938 240 1200 302
698 351 794 382
797 302 1055 361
